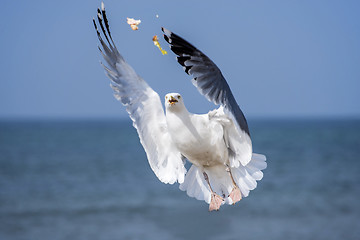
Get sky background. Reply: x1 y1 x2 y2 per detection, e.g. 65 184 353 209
1 0 359 120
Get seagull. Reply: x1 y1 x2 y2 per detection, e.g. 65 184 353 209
93 3 267 211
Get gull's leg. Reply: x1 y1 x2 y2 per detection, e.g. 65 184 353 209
226 166 242 204
203 172 224 211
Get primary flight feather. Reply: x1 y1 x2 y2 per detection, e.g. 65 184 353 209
93 3 266 211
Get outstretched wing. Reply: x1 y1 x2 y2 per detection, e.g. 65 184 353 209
162 28 252 166
93 4 186 184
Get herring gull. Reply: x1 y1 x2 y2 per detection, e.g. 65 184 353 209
93 3 267 211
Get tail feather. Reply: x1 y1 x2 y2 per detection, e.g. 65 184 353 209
244 154 266 181
249 153 267 170
179 153 267 204
206 165 233 198
245 164 264 181
232 166 257 197
179 165 211 203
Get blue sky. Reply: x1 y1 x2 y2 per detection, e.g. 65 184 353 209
1 0 359 119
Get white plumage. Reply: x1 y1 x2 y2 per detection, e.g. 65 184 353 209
94 3 266 211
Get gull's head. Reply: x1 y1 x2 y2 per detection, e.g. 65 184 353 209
165 93 184 110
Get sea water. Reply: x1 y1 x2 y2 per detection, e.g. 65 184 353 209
0 119 359 240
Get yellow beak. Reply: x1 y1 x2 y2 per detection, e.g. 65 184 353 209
169 96 178 105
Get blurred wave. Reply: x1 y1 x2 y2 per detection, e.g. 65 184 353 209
0 119 359 240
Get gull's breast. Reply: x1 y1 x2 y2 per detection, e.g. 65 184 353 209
167 112 228 167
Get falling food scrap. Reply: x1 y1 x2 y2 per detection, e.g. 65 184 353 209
156 14 159 18
152 35 168 55
126 17 141 30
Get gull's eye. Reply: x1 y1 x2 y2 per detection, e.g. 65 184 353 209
165 96 168 99
177 95 181 99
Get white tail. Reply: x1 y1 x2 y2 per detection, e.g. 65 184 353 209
179 153 267 205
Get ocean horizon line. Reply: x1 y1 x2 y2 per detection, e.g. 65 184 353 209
0 115 359 123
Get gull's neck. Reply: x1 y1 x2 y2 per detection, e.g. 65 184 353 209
166 104 191 119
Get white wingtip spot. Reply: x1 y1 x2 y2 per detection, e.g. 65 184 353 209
162 28 173 43
162 27 172 36
101 2 105 11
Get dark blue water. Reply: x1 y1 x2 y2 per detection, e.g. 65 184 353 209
0 119 359 240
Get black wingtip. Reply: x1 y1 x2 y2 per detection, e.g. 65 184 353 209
184 66 192 75
92 18 97 29
161 27 173 44
97 8 102 19
93 18 102 41
96 5 113 48
163 34 170 44
101 4 114 43
161 27 170 34
177 56 190 66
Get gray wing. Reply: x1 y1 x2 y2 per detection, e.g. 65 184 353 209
162 28 250 137
93 4 186 184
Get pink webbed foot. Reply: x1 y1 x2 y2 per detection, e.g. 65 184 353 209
229 186 242 204
209 193 224 211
